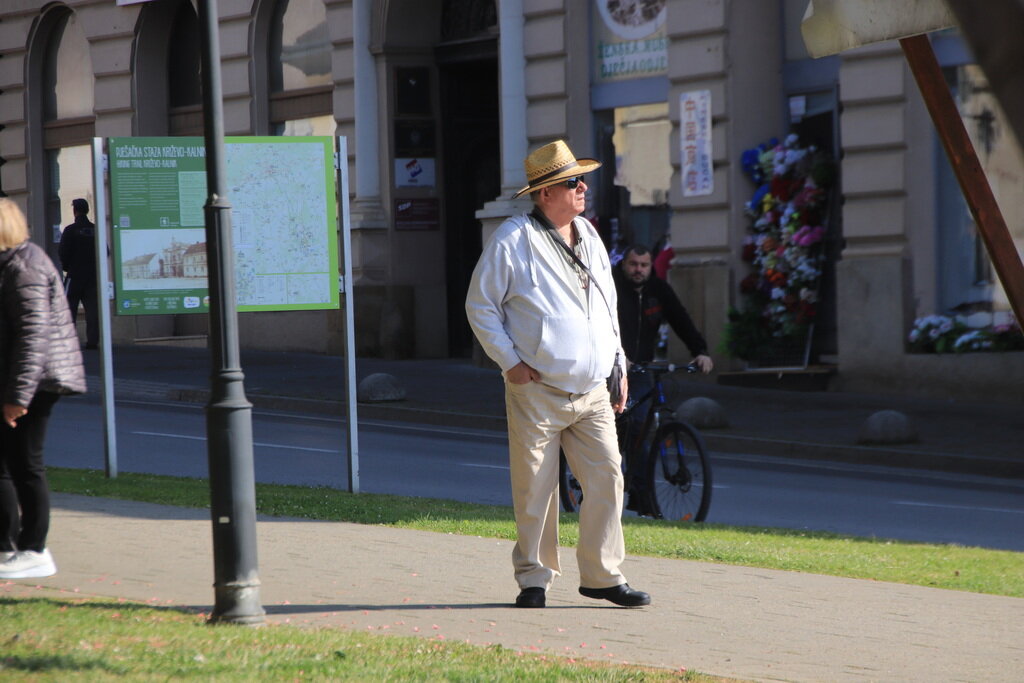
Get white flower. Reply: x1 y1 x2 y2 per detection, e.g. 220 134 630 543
953 330 992 351
784 149 807 167
780 204 796 225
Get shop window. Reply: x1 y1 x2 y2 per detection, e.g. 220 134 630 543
610 103 671 250
47 146 94 239
937 65 1023 314
41 9 95 248
268 0 335 136
43 12 93 121
613 103 671 206
167 2 202 136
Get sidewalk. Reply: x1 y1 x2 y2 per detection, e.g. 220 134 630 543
83 345 1024 478
6 345 1023 680
2 493 1020 682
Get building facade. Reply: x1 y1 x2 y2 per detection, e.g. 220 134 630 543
0 0 1020 399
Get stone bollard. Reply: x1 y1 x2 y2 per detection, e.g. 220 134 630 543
857 410 918 444
357 373 406 403
675 397 729 429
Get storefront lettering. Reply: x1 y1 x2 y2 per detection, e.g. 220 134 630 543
596 38 668 58
596 38 668 79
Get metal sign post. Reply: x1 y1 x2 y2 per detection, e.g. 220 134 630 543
337 137 360 493
91 137 118 478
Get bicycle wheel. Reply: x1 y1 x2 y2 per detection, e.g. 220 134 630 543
645 421 712 522
558 449 584 513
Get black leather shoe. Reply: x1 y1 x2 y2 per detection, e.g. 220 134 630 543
515 587 546 608
579 583 650 607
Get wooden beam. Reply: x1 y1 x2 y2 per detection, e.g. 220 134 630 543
900 34 1024 327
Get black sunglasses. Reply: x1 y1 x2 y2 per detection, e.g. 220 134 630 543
563 175 586 189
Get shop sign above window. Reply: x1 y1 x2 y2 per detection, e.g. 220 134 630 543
592 0 668 83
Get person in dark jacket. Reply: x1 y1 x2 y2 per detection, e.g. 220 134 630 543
58 198 98 349
614 244 712 515
614 244 713 371
0 198 86 579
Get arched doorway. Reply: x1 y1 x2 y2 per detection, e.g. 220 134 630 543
134 0 202 136
26 5 96 258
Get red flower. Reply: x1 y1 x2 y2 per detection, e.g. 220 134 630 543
771 177 800 202
740 273 759 293
766 269 787 287
796 301 817 323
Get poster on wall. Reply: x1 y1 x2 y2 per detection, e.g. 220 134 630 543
394 158 436 188
680 90 713 197
592 0 668 83
108 136 339 314
394 198 439 231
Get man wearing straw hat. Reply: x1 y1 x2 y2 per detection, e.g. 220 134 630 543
466 140 650 609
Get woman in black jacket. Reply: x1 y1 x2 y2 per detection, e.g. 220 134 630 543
0 198 86 579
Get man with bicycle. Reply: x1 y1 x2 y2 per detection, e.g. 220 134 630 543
615 244 713 513
466 140 650 609
616 244 713 372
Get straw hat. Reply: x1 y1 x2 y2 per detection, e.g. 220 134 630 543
512 140 601 199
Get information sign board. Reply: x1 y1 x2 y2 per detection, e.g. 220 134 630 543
108 136 339 314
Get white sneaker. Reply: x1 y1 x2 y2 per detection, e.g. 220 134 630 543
0 548 57 579
0 551 14 563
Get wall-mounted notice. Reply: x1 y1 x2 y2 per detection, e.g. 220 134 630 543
394 157 436 187
108 136 339 314
680 90 713 197
394 198 439 231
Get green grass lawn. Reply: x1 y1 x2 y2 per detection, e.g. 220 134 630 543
0 596 718 682
47 467 1024 597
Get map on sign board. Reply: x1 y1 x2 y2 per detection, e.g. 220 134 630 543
108 136 339 315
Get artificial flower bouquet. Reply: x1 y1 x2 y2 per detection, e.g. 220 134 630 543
907 314 1024 353
722 134 835 364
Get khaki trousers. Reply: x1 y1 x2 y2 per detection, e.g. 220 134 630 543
505 380 626 591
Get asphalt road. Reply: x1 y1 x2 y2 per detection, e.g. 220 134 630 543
45 395 1024 552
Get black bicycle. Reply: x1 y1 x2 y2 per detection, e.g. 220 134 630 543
558 361 713 522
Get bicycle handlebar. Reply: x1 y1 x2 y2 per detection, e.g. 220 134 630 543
630 360 700 375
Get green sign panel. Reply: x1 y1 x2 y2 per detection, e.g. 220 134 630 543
108 136 339 315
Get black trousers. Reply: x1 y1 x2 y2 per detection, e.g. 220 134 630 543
66 276 98 347
0 391 59 553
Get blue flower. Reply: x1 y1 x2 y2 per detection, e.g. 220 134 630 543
741 148 763 183
746 183 769 213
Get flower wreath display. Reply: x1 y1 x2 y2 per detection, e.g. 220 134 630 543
722 134 836 364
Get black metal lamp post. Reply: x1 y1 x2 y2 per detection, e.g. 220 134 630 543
197 0 265 625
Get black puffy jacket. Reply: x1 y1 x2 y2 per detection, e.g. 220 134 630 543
0 241 86 407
